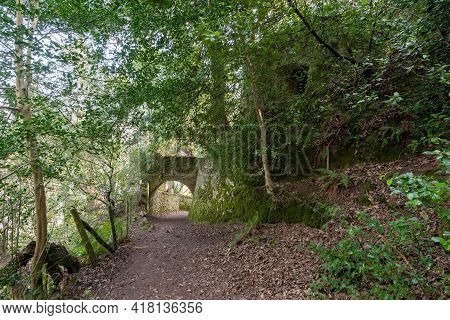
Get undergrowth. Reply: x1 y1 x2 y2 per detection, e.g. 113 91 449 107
309 148 449 299
189 177 337 228
68 217 126 261
308 212 448 299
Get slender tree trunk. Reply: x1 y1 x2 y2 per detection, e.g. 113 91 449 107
10 202 15 256
15 0 48 292
107 204 117 249
105 162 118 249
70 208 97 264
15 193 21 258
245 55 275 196
1 195 7 255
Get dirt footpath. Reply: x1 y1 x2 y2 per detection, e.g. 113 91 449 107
68 212 323 299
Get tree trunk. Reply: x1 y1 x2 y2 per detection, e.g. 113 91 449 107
15 0 48 293
206 2 229 134
70 208 97 264
1 218 7 257
15 193 21 258
107 200 117 249
9 204 15 256
209 43 230 134
105 166 118 249
108 209 117 249
245 56 275 196
1 191 8 257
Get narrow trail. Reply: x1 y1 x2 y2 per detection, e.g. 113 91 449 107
68 212 323 300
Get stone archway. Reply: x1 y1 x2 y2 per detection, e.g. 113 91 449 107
140 154 218 215
146 179 195 214
150 180 193 214
141 155 200 215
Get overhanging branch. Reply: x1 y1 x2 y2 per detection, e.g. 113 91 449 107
0 105 19 112
286 0 357 64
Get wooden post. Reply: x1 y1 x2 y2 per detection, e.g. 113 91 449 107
80 220 115 254
125 200 130 237
70 208 97 264
146 182 152 215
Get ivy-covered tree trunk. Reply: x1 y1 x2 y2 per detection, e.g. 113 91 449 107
209 43 230 134
1 193 8 256
107 203 118 250
105 169 118 249
15 0 48 294
0 222 7 257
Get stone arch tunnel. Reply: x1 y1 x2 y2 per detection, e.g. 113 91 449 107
140 155 213 214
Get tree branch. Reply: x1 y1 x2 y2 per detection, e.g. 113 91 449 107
0 165 26 182
286 0 357 64
81 219 115 254
0 106 19 112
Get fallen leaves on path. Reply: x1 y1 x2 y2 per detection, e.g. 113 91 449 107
66 155 446 300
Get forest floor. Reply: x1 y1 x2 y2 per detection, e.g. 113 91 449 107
67 155 445 300
67 211 325 299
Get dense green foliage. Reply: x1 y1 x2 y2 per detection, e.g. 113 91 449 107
310 150 449 299
190 176 339 227
310 212 448 299
390 148 449 250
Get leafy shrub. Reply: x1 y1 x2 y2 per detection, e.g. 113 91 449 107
0 261 20 299
316 169 349 189
388 172 447 207
309 212 448 299
388 148 449 250
228 214 260 248
179 196 192 211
